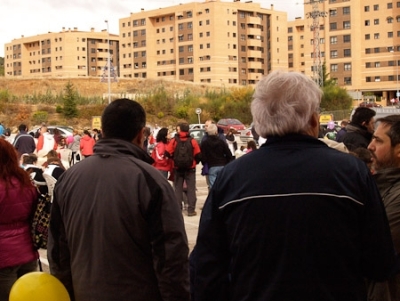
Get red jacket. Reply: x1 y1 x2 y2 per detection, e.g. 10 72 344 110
80 135 95 156
0 178 38 269
166 132 201 169
152 142 171 172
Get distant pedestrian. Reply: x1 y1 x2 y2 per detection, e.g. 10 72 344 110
200 123 232 188
13 124 36 158
152 127 172 179
36 126 57 158
67 129 81 165
335 120 349 142
79 130 95 158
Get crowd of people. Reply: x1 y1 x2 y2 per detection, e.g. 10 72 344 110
1 70 400 301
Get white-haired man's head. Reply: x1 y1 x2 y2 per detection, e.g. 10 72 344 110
251 71 322 138
206 123 218 136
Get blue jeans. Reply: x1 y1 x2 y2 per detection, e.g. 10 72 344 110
208 166 224 188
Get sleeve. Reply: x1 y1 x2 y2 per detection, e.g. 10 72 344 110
165 138 176 158
190 188 230 301
361 173 399 281
36 135 44 151
145 174 190 300
383 183 400 255
47 191 75 301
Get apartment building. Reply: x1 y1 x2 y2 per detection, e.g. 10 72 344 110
4 27 119 78
288 0 400 102
119 0 287 85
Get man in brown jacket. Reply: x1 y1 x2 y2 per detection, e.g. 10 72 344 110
48 99 190 301
368 114 400 301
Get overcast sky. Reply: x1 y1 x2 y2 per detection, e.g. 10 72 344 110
1 0 304 57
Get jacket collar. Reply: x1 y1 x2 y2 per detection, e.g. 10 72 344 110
263 133 326 147
93 138 154 165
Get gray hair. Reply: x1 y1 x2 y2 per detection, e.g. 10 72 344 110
206 123 218 136
251 71 322 137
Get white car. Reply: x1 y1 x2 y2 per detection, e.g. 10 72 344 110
29 125 74 138
189 123 205 130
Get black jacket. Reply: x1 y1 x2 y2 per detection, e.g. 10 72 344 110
191 134 397 301
48 139 190 301
200 135 232 168
342 123 372 151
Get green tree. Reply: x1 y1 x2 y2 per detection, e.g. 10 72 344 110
320 62 353 110
62 81 78 118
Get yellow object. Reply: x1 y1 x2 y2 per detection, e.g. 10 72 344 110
9 272 70 301
319 114 334 123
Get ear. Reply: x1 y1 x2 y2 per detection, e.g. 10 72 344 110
394 144 400 159
132 127 145 147
308 112 320 137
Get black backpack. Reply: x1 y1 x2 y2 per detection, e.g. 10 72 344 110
174 136 193 170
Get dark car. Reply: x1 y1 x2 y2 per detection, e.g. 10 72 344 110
217 118 245 134
359 101 382 108
189 128 206 145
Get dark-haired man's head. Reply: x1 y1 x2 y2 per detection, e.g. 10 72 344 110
179 122 189 133
101 99 146 145
351 107 376 133
18 124 27 132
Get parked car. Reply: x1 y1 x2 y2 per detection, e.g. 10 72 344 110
240 122 255 144
217 118 245 134
189 123 205 130
28 125 74 138
359 101 382 108
189 128 206 145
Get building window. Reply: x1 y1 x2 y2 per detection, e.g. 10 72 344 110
374 47 380 53
188 22 193 29
330 36 337 44
343 7 350 14
365 34 370 40
388 17 394 23
365 5 370 11
374 5 379 10
374 19 379 25
365 20 370 26
330 23 337 30
330 50 338 58
366 48 371 54
388 32 394 38
179 58 184 64
344 77 352 85
344 49 351 57
375 76 381 82
343 35 351 42
179 46 184 52
331 64 338 72
388 3 393 9
344 63 351 71
343 21 351 29
375 62 380 68
329 9 337 16
374 33 380 39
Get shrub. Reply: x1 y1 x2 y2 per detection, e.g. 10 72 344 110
33 111 48 124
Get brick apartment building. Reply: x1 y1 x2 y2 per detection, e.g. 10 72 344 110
118 0 287 85
288 0 400 103
4 27 119 78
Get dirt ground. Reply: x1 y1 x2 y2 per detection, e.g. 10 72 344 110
0 77 221 131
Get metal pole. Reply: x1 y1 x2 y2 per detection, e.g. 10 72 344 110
105 20 111 104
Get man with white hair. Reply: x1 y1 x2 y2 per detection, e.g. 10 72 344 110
190 71 397 301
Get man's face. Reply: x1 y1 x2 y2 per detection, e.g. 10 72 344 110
368 123 400 170
204 121 211 130
363 117 375 133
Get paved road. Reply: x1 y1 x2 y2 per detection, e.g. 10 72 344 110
38 165 209 272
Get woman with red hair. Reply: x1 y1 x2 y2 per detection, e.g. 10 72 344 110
0 139 38 300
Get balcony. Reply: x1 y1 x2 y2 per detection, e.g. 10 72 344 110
246 16 261 26
247 38 262 47
247 50 262 58
247 72 262 80
247 61 262 69
247 27 261 36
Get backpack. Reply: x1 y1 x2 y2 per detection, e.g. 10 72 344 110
173 136 194 170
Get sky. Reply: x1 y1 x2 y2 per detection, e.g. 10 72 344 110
0 0 304 57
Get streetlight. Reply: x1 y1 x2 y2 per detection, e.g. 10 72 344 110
105 20 111 104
